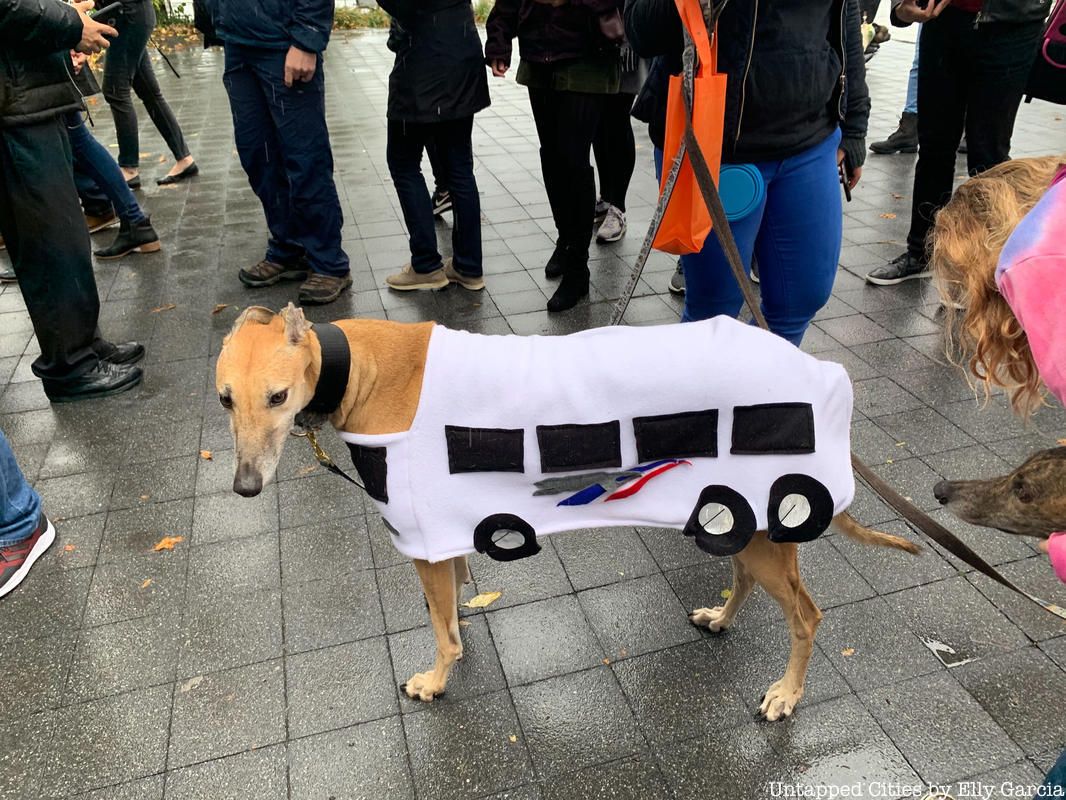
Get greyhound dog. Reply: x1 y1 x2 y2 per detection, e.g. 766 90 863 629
216 304 919 721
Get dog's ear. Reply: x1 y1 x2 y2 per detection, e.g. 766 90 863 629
223 306 276 346
280 302 312 346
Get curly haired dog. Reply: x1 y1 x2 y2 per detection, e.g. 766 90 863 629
930 155 1066 417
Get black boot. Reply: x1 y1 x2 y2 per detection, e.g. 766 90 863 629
545 242 568 279
43 360 143 403
869 112 918 155
93 217 162 260
547 249 590 313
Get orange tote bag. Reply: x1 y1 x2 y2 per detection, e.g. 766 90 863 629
652 0 727 255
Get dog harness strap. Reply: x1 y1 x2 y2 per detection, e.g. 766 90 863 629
304 323 351 416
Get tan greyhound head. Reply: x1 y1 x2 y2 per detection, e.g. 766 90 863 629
215 303 317 497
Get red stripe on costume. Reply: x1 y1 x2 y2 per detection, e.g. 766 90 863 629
605 460 690 501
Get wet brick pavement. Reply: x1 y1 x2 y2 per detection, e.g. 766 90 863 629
0 28 1064 800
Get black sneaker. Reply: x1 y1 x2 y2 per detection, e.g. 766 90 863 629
93 217 162 260
431 189 453 217
43 361 143 403
865 253 930 286
0 516 56 599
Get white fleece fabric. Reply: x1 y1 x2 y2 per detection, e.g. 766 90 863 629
339 316 855 563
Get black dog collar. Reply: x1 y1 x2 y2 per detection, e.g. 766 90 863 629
301 322 351 416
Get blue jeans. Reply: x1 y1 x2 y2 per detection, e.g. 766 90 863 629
223 44 350 277
1043 749 1066 796
655 128 843 346
65 112 145 225
904 25 921 115
0 431 41 548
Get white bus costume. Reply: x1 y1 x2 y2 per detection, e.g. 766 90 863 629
339 316 854 563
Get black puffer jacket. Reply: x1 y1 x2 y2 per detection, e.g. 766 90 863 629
0 0 84 128
381 0 490 124
485 0 624 66
890 0 1050 25
626 0 870 169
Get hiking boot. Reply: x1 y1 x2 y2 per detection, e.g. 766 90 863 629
239 259 309 288
0 516 56 599
0 265 15 283
85 209 120 234
668 261 685 294
595 205 627 243
385 263 449 291
431 189 453 217
545 242 568 280
298 272 353 305
870 112 918 155
547 251 590 313
594 198 609 222
93 217 161 260
43 360 143 403
443 258 485 291
865 252 930 286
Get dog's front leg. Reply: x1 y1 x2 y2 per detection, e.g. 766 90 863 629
689 555 755 632
404 557 463 702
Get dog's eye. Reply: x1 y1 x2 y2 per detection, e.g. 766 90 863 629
219 394 232 410
269 390 288 407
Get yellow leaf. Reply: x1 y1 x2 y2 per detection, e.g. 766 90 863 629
151 303 177 313
200 450 213 461
720 588 732 599
602 658 611 665
508 734 517 744
141 578 153 589
891 193 903 200
63 544 76 553
212 303 230 315
461 591 502 609
153 535 184 552
841 647 856 657
880 212 897 219
458 619 470 627
140 494 151 501
298 465 318 476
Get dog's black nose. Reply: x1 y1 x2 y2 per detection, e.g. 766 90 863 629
233 465 263 497
932 480 952 505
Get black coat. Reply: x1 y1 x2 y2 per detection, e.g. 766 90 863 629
203 0 334 53
0 0 84 128
484 0 624 66
380 0 490 124
626 0 870 168
890 0 1049 25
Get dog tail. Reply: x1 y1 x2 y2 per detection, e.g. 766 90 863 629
832 512 921 554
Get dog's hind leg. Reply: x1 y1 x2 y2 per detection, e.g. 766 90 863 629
735 534 822 721
689 556 755 633
404 557 463 702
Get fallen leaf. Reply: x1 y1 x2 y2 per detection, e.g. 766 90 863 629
180 675 203 693
153 535 184 552
461 591 502 609
140 494 151 501
200 450 213 461
1058 438 1066 446
602 658 612 665
297 464 318 476
886 458 894 464
212 303 231 315
891 193 903 200
158 155 167 163
508 735 518 743
141 578 153 589
458 619 470 627
151 303 177 313
880 212 897 219
720 588 732 599
842 647 856 657
896 441 907 447
63 544 76 553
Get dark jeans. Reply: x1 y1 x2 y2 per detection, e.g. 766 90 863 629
593 92 636 212
528 88 609 254
387 116 481 276
102 0 190 168
906 8 1043 259
1044 749 1066 795
66 112 145 224
426 141 447 193
223 44 349 277
0 121 104 383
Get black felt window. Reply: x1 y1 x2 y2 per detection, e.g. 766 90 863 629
346 443 389 503
634 409 718 462
445 426 524 474
536 421 621 473
730 403 815 455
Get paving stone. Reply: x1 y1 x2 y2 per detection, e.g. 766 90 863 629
541 755 671 800
636 525 711 572
99 498 194 562
168 660 286 769
551 526 659 591
68 775 165 800
178 589 283 676
943 760 1047 800
192 485 279 545
403 691 534 799
655 721 781 799
468 539 573 610
512 667 646 780
0 566 92 647
185 533 280 598
283 569 384 653
279 514 374 584
965 557 1066 643
377 561 429 634
66 613 180 703
163 745 287 800
83 552 188 628
796 536 879 609
830 519 955 594
1041 635 1066 670
0 632 73 721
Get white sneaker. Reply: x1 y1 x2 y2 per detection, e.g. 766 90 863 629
596 205 627 243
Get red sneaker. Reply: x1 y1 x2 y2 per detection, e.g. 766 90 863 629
0 516 56 599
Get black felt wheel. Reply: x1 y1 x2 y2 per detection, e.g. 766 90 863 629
682 485 756 557
766 474 835 544
473 514 541 562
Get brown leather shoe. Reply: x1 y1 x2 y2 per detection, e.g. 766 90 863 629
298 272 353 305
85 210 120 234
238 259 309 288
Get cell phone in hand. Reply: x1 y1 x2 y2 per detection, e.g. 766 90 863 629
88 1 123 24
838 162 852 202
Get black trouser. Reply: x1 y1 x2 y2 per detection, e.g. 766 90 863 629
0 120 103 383
593 92 636 213
906 8 1043 259
387 116 481 276
859 0 880 22
102 0 190 168
528 88 609 254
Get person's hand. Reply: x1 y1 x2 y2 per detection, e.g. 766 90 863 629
1039 539 1049 554
895 0 951 24
70 50 88 74
74 1 118 54
284 45 317 88
490 59 509 78
837 149 862 190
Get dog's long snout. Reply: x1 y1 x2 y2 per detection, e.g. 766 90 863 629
233 462 264 497
932 480 953 505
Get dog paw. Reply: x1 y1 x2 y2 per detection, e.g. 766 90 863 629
401 672 444 702
689 606 732 633
759 680 803 721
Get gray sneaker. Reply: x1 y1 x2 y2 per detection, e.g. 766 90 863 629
865 253 930 286
386 263 449 291
668 261 685 294
596 205 627 243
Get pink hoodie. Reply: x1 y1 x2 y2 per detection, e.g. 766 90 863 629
995 165 1066 584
